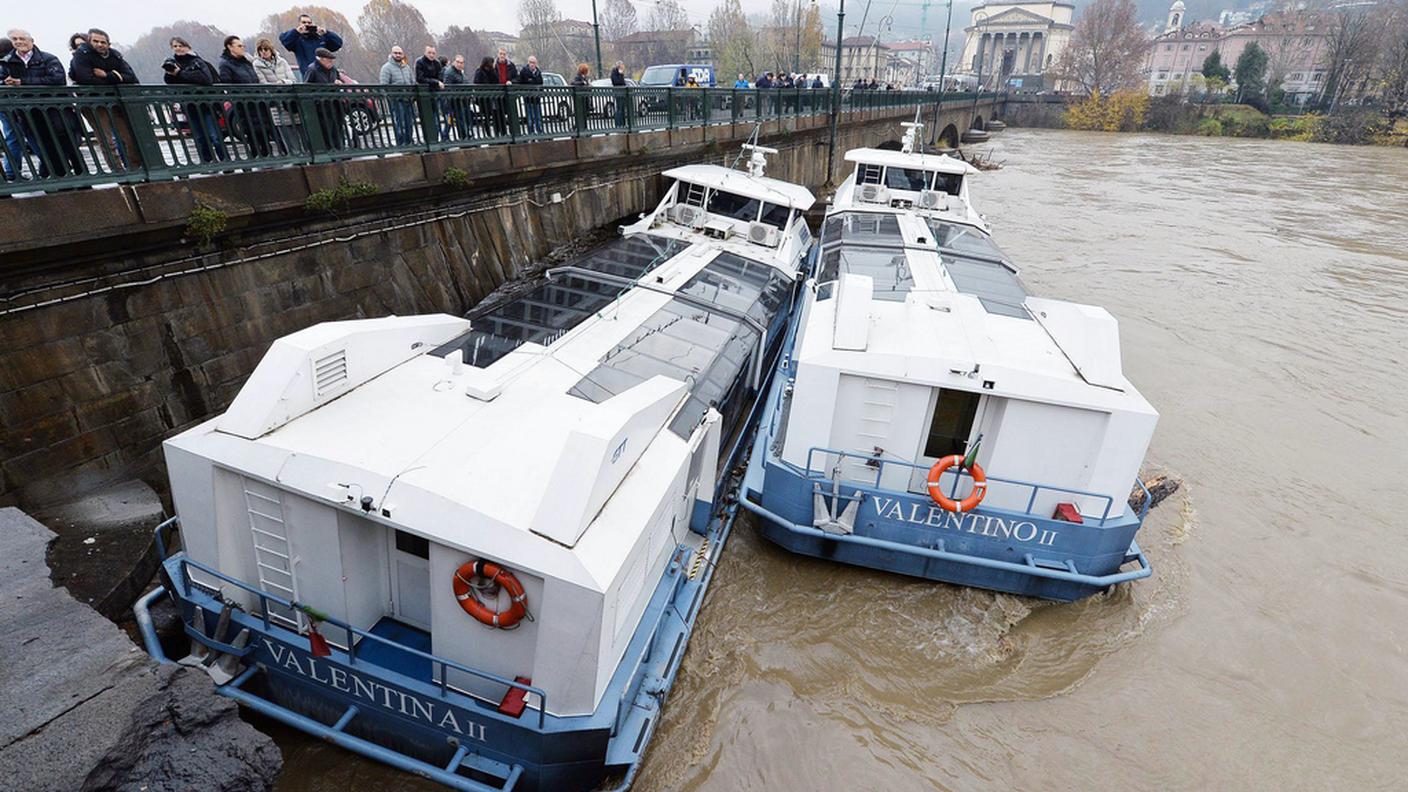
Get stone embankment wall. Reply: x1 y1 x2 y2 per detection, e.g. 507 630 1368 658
1 103 1001 510
1000 95 1068 129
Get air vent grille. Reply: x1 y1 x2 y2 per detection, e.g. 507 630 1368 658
313 349 348 398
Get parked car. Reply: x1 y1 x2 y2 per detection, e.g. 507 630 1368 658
590 76 638 119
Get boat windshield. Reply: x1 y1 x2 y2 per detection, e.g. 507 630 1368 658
925 218 1010 265
821 212 904 250
817 246 914 302
432 234 688 368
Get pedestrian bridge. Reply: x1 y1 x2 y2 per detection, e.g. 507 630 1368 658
0 84 1003 195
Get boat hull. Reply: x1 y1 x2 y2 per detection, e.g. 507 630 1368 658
742 351 1151 603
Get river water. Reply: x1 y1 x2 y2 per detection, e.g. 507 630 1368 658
273 129 1408 791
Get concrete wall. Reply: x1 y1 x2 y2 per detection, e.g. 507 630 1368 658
0 100 1004 509
1000 95 1068 129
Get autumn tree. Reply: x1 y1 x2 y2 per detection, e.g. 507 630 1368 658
125 21 230 83
709 0 759 81
357 0 433 57
1201 50 1230 82
439 26 491 64
1051 0 1149 96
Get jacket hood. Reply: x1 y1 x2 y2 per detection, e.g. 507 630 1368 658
386 55 408 65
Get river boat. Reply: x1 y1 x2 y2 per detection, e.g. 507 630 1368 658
135 145 814 791
740 123 1159 602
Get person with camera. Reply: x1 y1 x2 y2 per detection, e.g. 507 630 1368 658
69 28 142 171
163 36 227 164
280 14 343 76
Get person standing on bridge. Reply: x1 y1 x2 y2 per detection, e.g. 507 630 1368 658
611 61 628 126
379 46 415 145
68 28 141 171
304 48 345 151
218 36 276 159
442 55 470 141
3 30 86 179
252 39 297 155
414 46 445 142
517 55 544 136
473 56 500 137
280 14 343 77
162 37 226 165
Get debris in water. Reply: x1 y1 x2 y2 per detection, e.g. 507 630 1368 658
1130 472 1182 512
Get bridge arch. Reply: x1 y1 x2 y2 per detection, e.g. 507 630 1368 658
939 124 960 149
972 114 985 131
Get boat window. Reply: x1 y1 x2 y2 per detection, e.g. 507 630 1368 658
945 255 1030 319
857 163 883 185
884 167 931 192
432 234 687 367
934 172 963 196
821 212 904 250
394 530 430 559
923 388 980 459
707 190 761 223
925 218 1010 264
817 246 914 302
567 252 794 440
759 201 791 229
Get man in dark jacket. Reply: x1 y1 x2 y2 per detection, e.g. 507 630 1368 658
442 55 471 140
493 48 518 85
68 28 141 170
302 48 344 151
162 36 227 164
517 55 544 135
610 60 627 126
2 30 85 178
280 14 343 76
414 46 445 140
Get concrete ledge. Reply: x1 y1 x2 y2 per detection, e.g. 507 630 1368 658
0 187 140 254
508 138 577 170
630 130 671 154
304 154 429 194
576 134 629 160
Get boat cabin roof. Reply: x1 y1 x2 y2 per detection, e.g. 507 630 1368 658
844 148 979 176
663 164 815 211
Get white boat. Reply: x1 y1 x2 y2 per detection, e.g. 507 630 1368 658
137 145 814 790
742 124 1160 602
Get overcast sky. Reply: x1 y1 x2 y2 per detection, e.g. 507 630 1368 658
16 0 734 52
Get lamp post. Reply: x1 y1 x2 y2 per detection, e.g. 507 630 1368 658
826 0 846 186
873 15 892 85
591 0 604 78
970 10 989 126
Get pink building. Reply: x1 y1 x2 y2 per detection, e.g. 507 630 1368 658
1146 1 1332 104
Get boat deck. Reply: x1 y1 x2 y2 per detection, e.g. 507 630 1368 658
359 618 433 682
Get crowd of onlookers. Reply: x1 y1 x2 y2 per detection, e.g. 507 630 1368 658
1 16 902 185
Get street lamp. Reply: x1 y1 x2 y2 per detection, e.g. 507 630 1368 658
970 10 989 126
590 0 603 78
826 0 847 186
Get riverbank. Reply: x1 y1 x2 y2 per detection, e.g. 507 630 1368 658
1002 93 1408 146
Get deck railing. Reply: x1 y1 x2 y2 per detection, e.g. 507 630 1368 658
0 85 997 195
800 445 1138 524
153 520 550 729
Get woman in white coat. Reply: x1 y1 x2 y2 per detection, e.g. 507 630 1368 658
252 38 299 154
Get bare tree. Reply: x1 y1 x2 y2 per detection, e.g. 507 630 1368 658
1319 3 1383 109
710 0 759 80
357 0 433 56
648 0 692 32
1254 5 1326 103
1381 0 1408 119
601 0 639 43
1051 0 1150 96
438 26 491 64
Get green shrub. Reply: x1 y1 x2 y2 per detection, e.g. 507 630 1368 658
186 203 228 246
443 167 470 188
1195 117 1224 136
305 178 380 213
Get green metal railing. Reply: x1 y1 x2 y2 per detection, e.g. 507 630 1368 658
0 85 997 195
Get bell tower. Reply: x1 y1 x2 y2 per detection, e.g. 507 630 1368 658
1165 0 1186 32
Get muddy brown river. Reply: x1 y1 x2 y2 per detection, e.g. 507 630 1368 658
272 129 1408 791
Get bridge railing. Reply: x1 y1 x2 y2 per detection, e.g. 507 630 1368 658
0 84 1000 196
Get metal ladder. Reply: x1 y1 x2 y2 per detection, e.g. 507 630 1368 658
242 479 303 630
842 378 899 482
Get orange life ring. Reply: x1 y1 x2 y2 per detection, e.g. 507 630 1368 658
926 454 987 513
453 560 528 629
